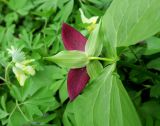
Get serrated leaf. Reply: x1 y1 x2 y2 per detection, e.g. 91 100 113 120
102 0 160 47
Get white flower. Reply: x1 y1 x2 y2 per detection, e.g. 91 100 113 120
7 46 25 63
12 66 28 86
15 63 35 76
7 46 35 86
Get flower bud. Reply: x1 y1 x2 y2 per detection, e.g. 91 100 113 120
44 51 89 68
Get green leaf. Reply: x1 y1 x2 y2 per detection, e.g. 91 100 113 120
64 64 142 126
129 69 151 84
28 65 65 94
0 108 8 119
33 0 57 19
8 107 28 126
44 51 89 68
155 120 160 126
54 0 74 22
144 37 160 55
25 87 59 109
150 84 160 98
140 100 160 120
23 104 43 120
8 0 33 15
86 60 103 79
33 113 57 124
59 80 68 103
1 95 7 111
147 58 160 71
4 12 18 26
85 22 103 56
81 4 103 16
102 0 160 47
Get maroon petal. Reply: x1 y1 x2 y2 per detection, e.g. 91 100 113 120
67 67 90 100
62 23 87 51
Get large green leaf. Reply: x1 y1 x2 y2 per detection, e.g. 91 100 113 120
86 61 103 79
102 0 160 47
63 64 142 126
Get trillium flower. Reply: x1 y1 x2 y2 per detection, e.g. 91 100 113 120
79 8 98 32
45 23 115 100
62 23 90 100
7 46 35 86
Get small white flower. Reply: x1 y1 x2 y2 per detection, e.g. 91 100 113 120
12 66 28 86
7 46 25 63
15 63 35 76
7 46 36 86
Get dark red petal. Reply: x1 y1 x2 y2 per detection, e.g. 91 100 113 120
67 67 90 100
62 23 87 51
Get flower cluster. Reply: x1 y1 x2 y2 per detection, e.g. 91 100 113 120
7 46 35 86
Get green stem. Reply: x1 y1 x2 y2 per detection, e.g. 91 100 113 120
89 57 115 62
0 76 5 82
16 100 30 121
118 61 160 82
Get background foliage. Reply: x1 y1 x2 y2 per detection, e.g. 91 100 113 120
0 0 160 126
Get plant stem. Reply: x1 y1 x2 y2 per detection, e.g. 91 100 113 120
89 57 115 62
0 76 5 82
16 100 30 121
118 61 160 82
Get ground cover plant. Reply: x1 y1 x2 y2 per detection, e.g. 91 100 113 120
0 0 160 126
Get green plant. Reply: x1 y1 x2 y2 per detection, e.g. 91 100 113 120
0 0 160 126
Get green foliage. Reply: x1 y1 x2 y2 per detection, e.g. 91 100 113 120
64 65 141 126
85 22 103 56
0 0 160 125
102 0 160 47
144 37 160 55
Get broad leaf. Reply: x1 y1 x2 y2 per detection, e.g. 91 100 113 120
102 0 160 47
86 60 103 79
64 64 142 126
